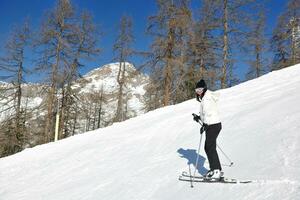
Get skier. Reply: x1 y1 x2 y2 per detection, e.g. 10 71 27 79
193 79 223 180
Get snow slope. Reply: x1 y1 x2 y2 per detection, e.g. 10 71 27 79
1 65 300 200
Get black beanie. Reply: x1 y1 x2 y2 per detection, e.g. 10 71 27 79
196 79 207 89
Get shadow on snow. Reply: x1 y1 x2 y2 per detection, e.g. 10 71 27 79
177 148 208 176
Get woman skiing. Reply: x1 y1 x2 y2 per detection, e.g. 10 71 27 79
193 79 223 180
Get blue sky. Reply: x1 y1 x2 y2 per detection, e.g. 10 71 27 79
0 0 287 82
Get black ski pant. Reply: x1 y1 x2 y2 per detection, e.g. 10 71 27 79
204 123 222 171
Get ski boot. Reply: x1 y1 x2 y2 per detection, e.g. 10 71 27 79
205 169 223 181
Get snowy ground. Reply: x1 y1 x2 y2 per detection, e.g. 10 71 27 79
1 65 300 200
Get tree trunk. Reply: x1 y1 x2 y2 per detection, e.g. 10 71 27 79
16 59 23 144
164 26 175 106
115 61 126 121
45 43 60 142
255 46 261 77
221 0 229 89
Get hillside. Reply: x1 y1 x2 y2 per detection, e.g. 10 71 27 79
0 62 149 124
0 62 149 155
0 65 300 200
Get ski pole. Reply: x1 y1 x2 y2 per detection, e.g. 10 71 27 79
217 144 234 167
191 126 204 188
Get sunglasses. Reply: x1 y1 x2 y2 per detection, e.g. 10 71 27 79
195 88 204 95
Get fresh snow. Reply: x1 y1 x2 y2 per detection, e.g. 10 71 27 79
1 65 300 200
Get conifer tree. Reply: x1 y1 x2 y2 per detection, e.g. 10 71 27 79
113 15 134 122
0 21 30 156
271 0 300 69
245 6 267 79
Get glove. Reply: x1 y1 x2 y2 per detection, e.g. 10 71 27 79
192 113 201 123
200 123 208 134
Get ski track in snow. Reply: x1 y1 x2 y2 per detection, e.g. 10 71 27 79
1 65 300 200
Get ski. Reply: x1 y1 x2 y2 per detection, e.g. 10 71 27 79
181 171 224 180
179 172 252 184
181 171 204 179
179 176 252 184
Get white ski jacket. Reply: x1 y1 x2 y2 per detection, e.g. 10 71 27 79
198 90 221 125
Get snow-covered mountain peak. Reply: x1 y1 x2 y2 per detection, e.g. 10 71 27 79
85 62 137 78
75 62 148 94
71 62 150 125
